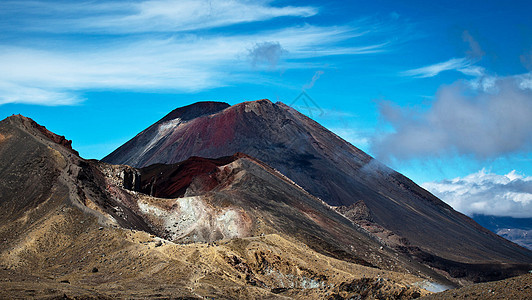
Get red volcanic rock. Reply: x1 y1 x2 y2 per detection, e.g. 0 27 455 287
139 155 239 198
136 152 297 199
32 122 79 156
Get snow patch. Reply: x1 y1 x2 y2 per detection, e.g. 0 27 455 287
140 118 181 156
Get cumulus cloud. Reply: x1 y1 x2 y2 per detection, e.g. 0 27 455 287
518 73 532 89
422 169 532 218
248 41 287 68
371 74 532 160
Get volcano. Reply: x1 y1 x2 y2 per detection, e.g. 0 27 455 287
0 114 438 298
1 101 531 298
103 99 532 282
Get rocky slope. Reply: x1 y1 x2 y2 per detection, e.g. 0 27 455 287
103 100 532 283
0 115 436 299
422 273 532 300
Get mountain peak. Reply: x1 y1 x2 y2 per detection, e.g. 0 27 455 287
157 101 230 124
4 113 31 124
229 99 277 116
228 99 272 109
2 114 79 155
237 98 272 106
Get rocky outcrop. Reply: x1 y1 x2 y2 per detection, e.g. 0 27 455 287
8 114 79 155
121 168 141 191
335 200 374 222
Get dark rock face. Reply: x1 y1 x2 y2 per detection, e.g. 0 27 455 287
156 101 230 123
102 99 532 280
121 168 141 191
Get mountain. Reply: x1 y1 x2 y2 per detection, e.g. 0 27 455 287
103 99 532 283
0 114 437 299
472 215 532 250
1 107 531 298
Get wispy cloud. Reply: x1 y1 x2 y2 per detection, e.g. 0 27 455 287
402 30 486 79
401 57 478 78
0 82 81 106
423 169 532 218
0 0 318 33
0 23 391 105
0 1 395 106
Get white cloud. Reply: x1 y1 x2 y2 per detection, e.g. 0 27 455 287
371 73 532 160
390 30 531 161
401 57 474 78
517 73 532 90
458 65 486 77
402 31 485 79
0 23 390 105
0 0 395 106
422 169 532 218
468 74 498 92
0 82 80 106
0 0 317 33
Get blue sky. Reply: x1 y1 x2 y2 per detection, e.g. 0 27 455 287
1 0 531 217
